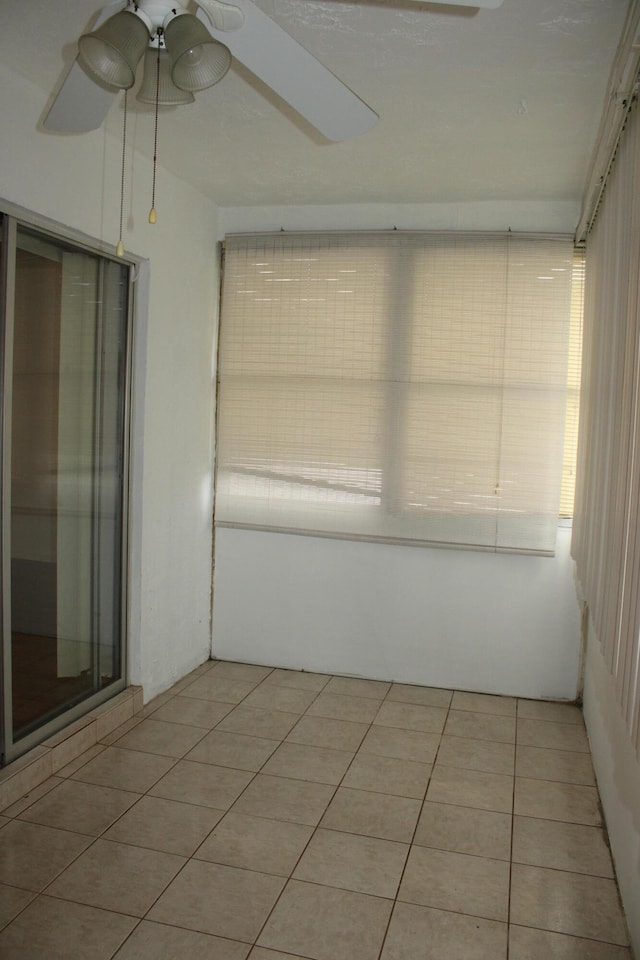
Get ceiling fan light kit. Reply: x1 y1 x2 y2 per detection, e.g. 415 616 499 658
78 8 151 89
164 13 232 90
73 1 234 250
77 3 231 95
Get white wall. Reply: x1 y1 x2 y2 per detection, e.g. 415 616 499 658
0 63 219 701
218 199 581 238
583 619 640 955
212 526 582 699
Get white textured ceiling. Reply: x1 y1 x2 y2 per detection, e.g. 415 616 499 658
0 0 629 207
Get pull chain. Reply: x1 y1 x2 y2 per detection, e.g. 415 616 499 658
116 90 128 256
149 42 160 224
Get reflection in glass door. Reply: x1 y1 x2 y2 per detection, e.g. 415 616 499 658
1 217 131 762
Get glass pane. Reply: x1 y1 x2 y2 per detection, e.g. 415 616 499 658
10 228 128 741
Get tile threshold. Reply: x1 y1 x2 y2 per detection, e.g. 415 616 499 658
0 686 143 812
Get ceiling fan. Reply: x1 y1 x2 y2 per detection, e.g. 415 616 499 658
44 0 504 143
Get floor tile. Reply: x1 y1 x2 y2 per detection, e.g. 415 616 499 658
515 745 596 785
0 896 137 960
451 690 517 716
17 778 139 836
194 811 313 876
286 715 369 751
185 730 279 771
1 777 62 817
210 661 273 682
113 920 251 960
399 845 510 921
381 901 508 960
514 777 601 825
172 662 217 690
0 820 92 891
137 691 174 719
149 760 253 810
373 701 447 733
292 827 409 897
180 675 259 704
306 692 381 723
414 801 512 860
510 863 629 945
241 685 319 714
55 744 107 779
261 741 354 784
320 786 421 842
70 746 175 793
359 724 440 763
517 718 590 752
112 717 208 758
509 925 633 959
231 774 335 826
324 676 391 699
0 884 35 930
2 663 633 960
257 879 393 960
342 753 432 799
436 734 515 775
46 839 185 916
99 717 144 746
148 695 233 728
444 710 516 743
386 683 453 708
216 706 300 740
512 816 614 877
427 764 513 813
103 795 223 855
147 859 285 942
517 699 584 724
259 668 330 691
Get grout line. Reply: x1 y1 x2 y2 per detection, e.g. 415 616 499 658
506 714 517 959
374 688 453 960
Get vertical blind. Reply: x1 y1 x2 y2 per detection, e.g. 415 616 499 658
216 231 578 555
560 250 585 518
572 97 640 754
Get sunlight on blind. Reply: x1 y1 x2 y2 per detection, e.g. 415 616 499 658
216 232 576 555
560 250 585 518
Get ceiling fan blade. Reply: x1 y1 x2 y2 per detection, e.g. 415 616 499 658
43 1 123 133
198 0 378 141
43 59 117 133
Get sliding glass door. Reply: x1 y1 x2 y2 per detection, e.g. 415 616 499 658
1 214 131 763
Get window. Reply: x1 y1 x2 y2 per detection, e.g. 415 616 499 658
216 231 580 555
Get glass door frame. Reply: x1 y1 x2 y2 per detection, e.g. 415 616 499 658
0 200 137 766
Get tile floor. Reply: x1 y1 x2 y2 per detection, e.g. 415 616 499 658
0 659 633 960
